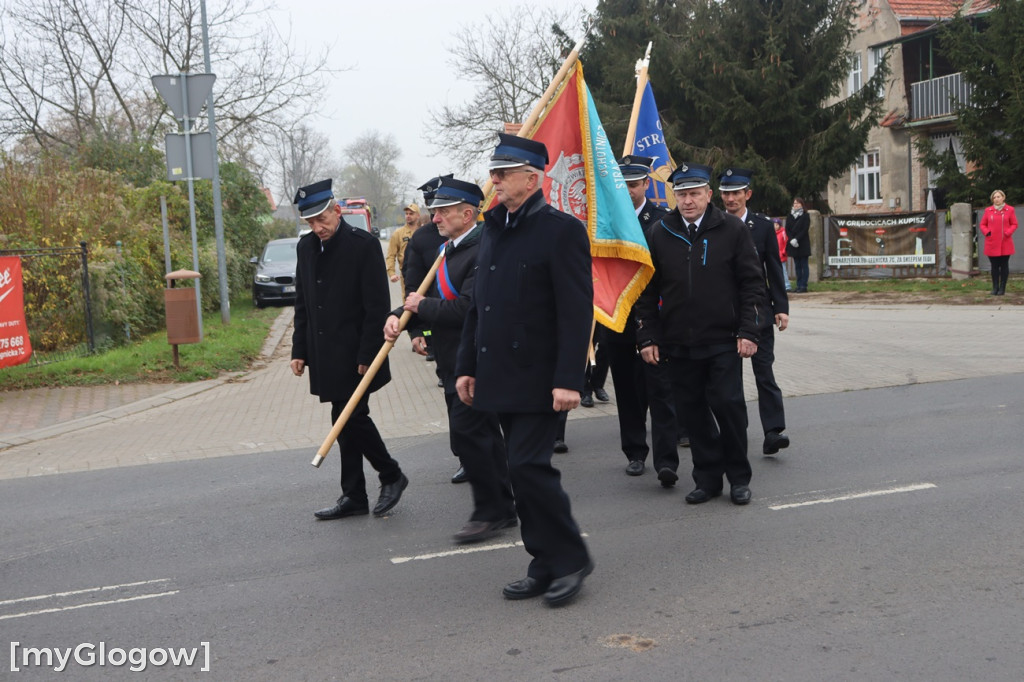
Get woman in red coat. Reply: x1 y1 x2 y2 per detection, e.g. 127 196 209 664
979 189 1017 296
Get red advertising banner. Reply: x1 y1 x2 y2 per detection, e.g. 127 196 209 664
0 256 33 368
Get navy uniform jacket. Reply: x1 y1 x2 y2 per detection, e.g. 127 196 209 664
744 211 789 324
635 204 765 349
638 199 669 232
292 219 391 402
400 226 481 382
402 223 446 294
455 190 593 413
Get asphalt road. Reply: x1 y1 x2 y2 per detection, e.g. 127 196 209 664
3 374 1023 681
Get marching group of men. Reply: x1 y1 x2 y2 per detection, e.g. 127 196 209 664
288 133 792 607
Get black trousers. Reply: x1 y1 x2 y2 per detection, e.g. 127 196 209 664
750 324 786 435
498 412 590 581
331 397 402 504
990 255 1010 291
668 349 751 491
641 357 682 473
605 340 678 472
444 390 515 523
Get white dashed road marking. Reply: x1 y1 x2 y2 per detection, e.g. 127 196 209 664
769 483 937 510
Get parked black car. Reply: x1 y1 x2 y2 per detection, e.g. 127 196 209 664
250 237 299 308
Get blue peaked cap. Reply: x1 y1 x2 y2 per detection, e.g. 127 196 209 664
294 178 334 218
489 132 549 170
718 167 755 191
417 174 454 203
618 155 656 181
427 177 485 209
669 163 713 191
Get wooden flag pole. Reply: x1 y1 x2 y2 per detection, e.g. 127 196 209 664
481 30 590 198
311 251 445 468
623 42 652 156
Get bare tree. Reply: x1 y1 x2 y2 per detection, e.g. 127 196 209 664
339 130 411 220
0 0 334 178
428 5 585 173
270 123 336 207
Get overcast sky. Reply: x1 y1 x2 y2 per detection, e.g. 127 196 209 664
273 0 596 199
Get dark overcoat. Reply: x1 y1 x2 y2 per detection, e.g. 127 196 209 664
785 211 810 258
292 219 391 402
402 223 446 293
455 190 593 413
745 211 789 323
402 226 481 383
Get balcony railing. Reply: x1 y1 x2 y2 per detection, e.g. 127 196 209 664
910 72 974 120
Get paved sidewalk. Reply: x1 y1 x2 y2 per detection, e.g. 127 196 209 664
2 295 1023 480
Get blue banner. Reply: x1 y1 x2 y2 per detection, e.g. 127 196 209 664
631 80 675 209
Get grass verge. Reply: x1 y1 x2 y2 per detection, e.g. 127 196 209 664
0 299 285 390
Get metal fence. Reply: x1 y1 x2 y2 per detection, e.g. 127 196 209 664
0 241 95 367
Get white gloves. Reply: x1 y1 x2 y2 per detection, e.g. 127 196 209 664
789 238 799 247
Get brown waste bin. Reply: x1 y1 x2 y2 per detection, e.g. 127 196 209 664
165 270 201 365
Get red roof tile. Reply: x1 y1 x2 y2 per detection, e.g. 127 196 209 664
888 0 994 21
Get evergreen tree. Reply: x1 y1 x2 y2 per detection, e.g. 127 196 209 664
583 0 887 214
916 1 1024 206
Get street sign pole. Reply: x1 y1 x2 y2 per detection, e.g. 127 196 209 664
201 0 230 325
179 73 204 341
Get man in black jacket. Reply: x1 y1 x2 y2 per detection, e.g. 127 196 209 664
384 178 516 544
635 163 765 506
456 134 593 606
290 179 408 520
719 168 791 456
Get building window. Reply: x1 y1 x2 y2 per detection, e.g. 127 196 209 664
856 150 881 203
848 52 863 95
869 47 885 96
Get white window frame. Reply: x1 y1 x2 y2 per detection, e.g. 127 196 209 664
848 52 863 95
855 150 882 204
869 47 884 97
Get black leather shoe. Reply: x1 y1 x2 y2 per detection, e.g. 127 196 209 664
372 474 408 516
580 393 594 407
451 466 468 484
314 496 369 520
453 520 504 544
543 560 595 607
594 387 610 402
657 467 679 488
763 430 790 455
625 460 645 476
437 378 444 387
502 576 550 600
553 440 568 453
685 488 722 504
678 435 690 448
730 485 752 505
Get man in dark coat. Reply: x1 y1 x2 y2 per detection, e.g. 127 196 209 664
290 179 408 520
455 134 593 606
385 177 516 544
719 168 792 456
635 163 766 506
785 197 811 292
600 155 679 484
720 166 790 454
